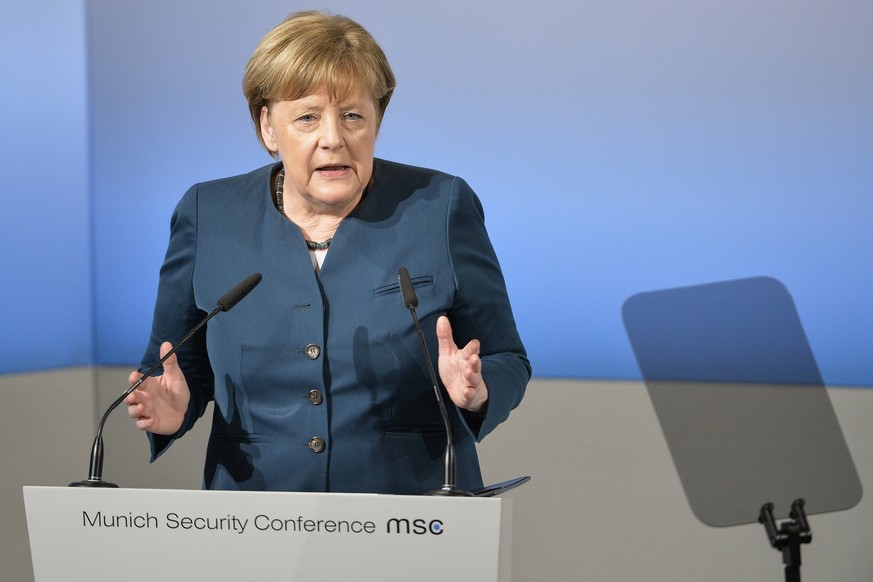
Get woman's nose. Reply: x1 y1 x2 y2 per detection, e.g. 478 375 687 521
318 116 344 149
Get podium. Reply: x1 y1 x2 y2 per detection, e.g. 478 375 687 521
23 486 513 581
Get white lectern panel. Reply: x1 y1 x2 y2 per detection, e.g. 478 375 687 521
24 486 512 581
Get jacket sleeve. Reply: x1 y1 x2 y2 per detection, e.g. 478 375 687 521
140 184 215 461
445 177 530 441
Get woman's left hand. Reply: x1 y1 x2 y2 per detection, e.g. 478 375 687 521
436 315 488 412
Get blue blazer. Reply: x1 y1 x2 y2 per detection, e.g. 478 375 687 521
141 158 530 494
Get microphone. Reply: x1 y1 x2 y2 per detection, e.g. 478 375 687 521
398 267 473 496
216 272 262 311
69 273 263 487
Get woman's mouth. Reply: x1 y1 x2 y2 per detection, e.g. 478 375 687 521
317 165 350 173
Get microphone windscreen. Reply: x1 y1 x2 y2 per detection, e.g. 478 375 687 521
217 273 262 311
398 267 419 309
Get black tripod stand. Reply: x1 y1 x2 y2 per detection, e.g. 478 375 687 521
758 498 813 582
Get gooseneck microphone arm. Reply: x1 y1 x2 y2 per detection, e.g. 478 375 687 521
70 273 262 487
398 267 473 496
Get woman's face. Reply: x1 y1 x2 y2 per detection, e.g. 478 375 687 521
260 90 378 216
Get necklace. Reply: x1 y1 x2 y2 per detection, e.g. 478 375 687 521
275 166 287 212
276 167 333 251
305 238 332 250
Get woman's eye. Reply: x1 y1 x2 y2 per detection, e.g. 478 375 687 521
344 112 362 121
297 114 317 123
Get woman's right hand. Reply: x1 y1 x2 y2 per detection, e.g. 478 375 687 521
125 341 190 435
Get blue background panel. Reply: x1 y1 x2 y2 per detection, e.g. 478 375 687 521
2 0 871 386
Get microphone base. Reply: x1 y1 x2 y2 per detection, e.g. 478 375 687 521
426 486 475 497
69 479 119 488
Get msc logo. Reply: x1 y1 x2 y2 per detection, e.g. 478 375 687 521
385 517 444 535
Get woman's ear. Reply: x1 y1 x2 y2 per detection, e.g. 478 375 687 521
260 105 277 152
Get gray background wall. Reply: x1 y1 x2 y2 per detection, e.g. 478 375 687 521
3 371 871 580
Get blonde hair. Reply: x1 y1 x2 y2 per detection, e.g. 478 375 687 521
243 11 396 155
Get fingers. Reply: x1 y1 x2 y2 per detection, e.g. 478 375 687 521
435 316 488 410
125 382 148 421
123 341 188 435
436 315 482 377
127 386 157 431
125 370 153 423
135 417 154 431
125 374 142 407
126 399 142 416
159 342 182 379
436 316 455 357
437 316 480 357
463 349 482 380
125 340 176 405
463 337 481 359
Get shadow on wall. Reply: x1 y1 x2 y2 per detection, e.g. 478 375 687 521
623 276 862 529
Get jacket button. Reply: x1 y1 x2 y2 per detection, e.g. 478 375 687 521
307 389 324 405
307 437 326 454
304 344 321 360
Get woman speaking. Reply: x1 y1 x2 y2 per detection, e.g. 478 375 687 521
125 10 529 494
